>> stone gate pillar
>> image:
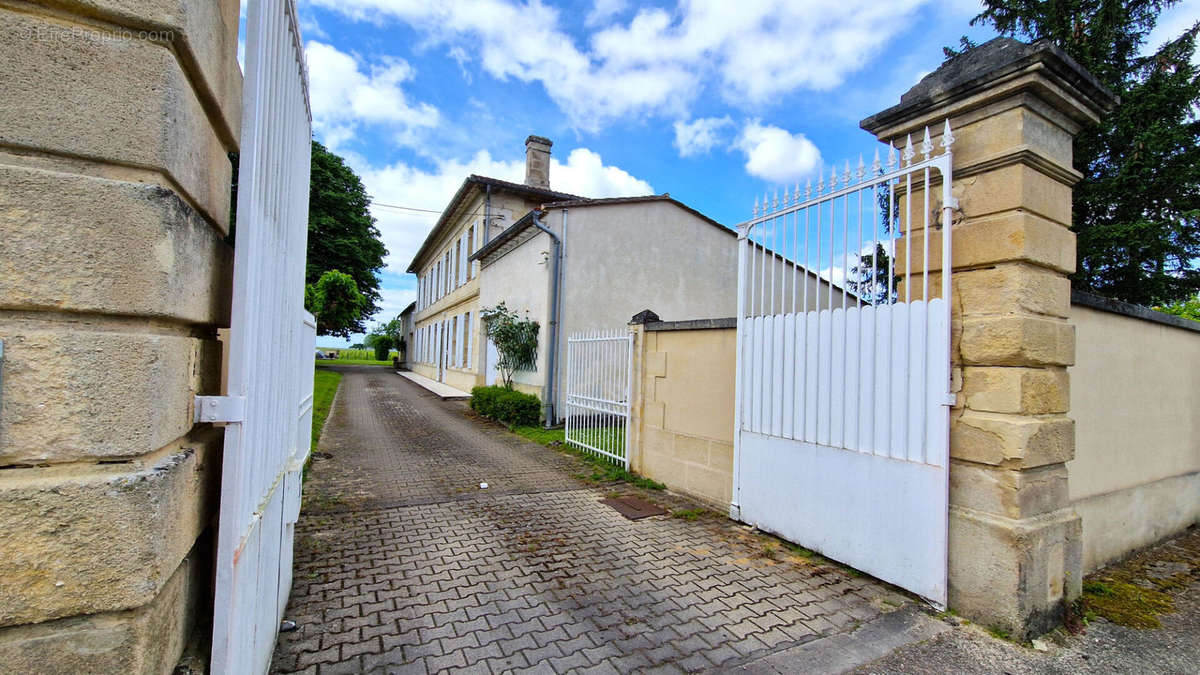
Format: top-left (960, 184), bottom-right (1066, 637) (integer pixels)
top-left (861, 39), bottom-right (1116, 637)
top-left (0, 1), bottom-right (241, 670)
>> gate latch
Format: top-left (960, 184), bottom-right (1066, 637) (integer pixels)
top-left (195, 395), bottom-right (246, 424)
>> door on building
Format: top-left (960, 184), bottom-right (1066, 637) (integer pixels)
top-left (732, 126), bottom-right (956, 606)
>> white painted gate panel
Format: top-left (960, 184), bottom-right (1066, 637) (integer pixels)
top-left (733, 125), bottom-right (955, 605)
top-left (565, 330), bottom-right (633, 468)
top-left (210, 0), bottom-right (313, 671)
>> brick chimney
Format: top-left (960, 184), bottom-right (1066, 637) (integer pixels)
top-left (524, 135), bottom-right (552, 189)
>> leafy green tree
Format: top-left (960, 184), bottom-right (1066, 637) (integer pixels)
top-left (480, 302), bottom-right (539, 389)
top-left (308, 141), bottom-right (387, 333)
top-left (364, 317), bottom-right (402, 361)
top-left (950, 1), bottom-right (1200, 305)
top-left (305, 270), bottom-right (366, 338)
top-left (1155, 293), bottom-right (1200, 320)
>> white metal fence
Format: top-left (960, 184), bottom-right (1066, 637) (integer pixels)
top-left (733, 123), bottom-right (955, 605)
top-left (564, 330), bottom-right (633, 469)
top-left (205, 0), bottom-right (314, 671)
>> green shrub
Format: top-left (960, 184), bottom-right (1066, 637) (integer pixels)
top-left (470, 385), bottom-right (540, 426)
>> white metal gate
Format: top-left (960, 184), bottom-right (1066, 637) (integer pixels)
top-left (565, 330), bottom-right (633, 468)
top-left (732, 123), bottom-right (956, 605)
top-left (202, 0), bottom-right (314, 671)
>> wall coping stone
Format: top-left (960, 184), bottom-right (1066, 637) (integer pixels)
top-left (1072, 290), bottom-right (1200, 334)
top-left (644, 317), bottom-right (737, 332)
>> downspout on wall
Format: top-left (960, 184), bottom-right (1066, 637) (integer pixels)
top-left (484, 184), bottom-right (492, 243)
top-left (531, 210), bottom-right (562, 428)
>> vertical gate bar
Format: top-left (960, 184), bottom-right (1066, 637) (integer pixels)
top-left (827, 187), bottom-right (834, 312)
top-left (921, 164), bottom-right (932, 463)
top-left (626, 332), bottom-right (633, 468)
top-left (841, 192), bottom-right (850, 447)
top-left (842, 189), bottom-right (849, 311)
top-left (923, 165), bottom-right (931, 303)
top-left (732, 226), bottom-right (747, 518)
top-left (758, 222), bottom-right (766, 317)
top-left (888, 174), bottom-right (897, 304)
top-left (587, 333), bottom-right (593, 455)
top-left (770, 209), bottom-right (777, 316)
top-left (813, 200), bottom-right (820, 427)
top-left (565, 337), bottom-right (572, 446)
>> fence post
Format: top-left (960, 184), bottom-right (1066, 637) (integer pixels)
top-left (862, 39), bottom-right (1116, 637)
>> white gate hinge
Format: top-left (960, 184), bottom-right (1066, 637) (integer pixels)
top-left (195, 395), bottom-right (246, 424)
top-left (940, 393), bottom-right (957, 407)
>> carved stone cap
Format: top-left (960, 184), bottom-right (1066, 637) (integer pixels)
top-left (861, 38), bottom-right (1118, 138)
top-left (629, 309), bottom-right (661, 325)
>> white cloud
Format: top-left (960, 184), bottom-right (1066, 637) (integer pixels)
top-left (673, 116), bottom-right (734, 157)
top-left (586, 0), bottom-right (629, 27)
top-left (305, 41), bottom-right (440, 152)
top-left (553, 148), bottom-right (654, 197)
top-left (350, 146), bottom-right (652, 275)
top-left (308, 0), bottom-right (937, 130)
top-left (736, 121), bottom-right (822, 183)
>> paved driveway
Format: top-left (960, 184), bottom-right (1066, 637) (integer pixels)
top-left (272, 366), bottom-right (912, 674)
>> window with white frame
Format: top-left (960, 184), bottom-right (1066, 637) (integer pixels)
top-left (461, 311), bottom-right (470, 367)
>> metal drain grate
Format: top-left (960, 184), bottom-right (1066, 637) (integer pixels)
top-left (600, 496), bottom-right (668, 520)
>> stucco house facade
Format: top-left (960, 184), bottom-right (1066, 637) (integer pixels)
top-left (405, 136), bottom-right (577, 393)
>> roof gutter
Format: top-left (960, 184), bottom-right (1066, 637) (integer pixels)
top-left (530, 210), bottom-right (562, 428)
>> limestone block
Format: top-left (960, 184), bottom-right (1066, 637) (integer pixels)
top-left (0, 550), bottom-right (202, 674)
top-left (672, 433), bottom-right (708, 464)
top-left (645, 351), bottom-right (667, 378)
top-left (962, 366), bottom-right (1069, 414)
top-left (0, 326), bottom-right (222, 464)
top-left (950, 460), bottom-right (1070, 519)
top-left (953, 264), bottom-right (1070, 319)
top-left (949, 505), bottom-right (1082, 639)
top-left (956, 163), bottom-right (1073, 225)
top-left (0, 165), bottom-right (232, 324)
top-left (50, 0), bottom-right (244, 141)
top-left (0, 434), bottom-right (220, 626)
top-left (960, 315), bottom-right (1075, 367)
top-left (0, 8), bottom-right (232, 231)
top-left (948, 105), bottom-right (1075, 173)
top-left (707, 440), bottom-right (735, 475)
top-left (684, 463), bottom-right (733, 509)
top-left (951, 410), bottom-right (1074, 467)
top-left (899, 211), bottom-right (1076, 276)
top-left (643, 400), bottom-right (665, 429)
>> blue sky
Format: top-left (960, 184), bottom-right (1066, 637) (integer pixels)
top-left (285, 0), bottom-right (1200, 347)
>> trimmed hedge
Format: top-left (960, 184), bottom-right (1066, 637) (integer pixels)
top-left (470, 385), bottom-right (540, 426)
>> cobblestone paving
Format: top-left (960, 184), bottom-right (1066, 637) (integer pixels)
top-left (273, 367), bottom-right (911, 674)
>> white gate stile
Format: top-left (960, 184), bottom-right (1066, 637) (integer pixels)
top-left (732, 124), bottom-right (956, 605)
top-left (206, 0), bottom-right (314, 671)
top-left (565, 330), bottom-right (633, 469)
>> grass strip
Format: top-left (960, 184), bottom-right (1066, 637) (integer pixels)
top-left (509, 425), bottom-right (665, 490)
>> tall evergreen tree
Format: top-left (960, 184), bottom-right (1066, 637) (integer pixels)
top-left (307, 141), bottom-right (387, 334)
top-left (952, 1), bottom-right (1200, 305)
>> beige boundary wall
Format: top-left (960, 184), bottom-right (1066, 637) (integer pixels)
top-left (1068, 292), bottom-right (1200, 572)
top-left (0, 1), bottom-right (241, 670)
top-left (628, 318), bottom-right (738, 510)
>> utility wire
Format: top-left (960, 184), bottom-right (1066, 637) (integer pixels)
top-left (372, 201), bottom-right (441, 214)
